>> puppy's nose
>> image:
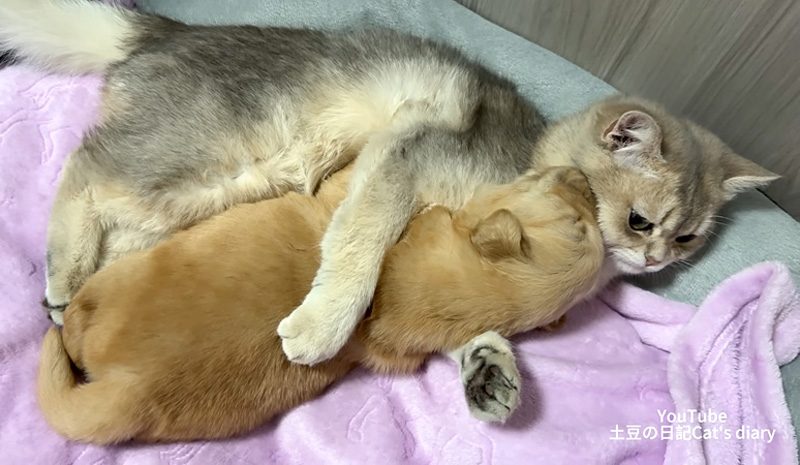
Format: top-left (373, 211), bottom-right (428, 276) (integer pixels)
top-left (645, 256), bottom-right (660, 267)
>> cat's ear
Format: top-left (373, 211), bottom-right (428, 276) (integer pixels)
top-left (471, 209), bottom-right (530, 261)
top-left (602, 110), bottom-right (663, 170)
top-left (719, 151), bottom-right (780, 200)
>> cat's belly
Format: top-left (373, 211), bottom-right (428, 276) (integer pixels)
top-left (96, 60), bottom-right (476, 236)
top-left (152, 158), bottom-right (308, 227)
top-left (95, 152), bottom-right (305, 233)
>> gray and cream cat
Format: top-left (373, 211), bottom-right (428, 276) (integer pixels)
top-left (0, 0), bottom-right (777, 421)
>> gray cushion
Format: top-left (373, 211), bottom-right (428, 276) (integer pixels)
top-left (137, 0), bottom-right (800, 439)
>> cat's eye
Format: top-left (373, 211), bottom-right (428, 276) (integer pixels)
top-left (628, 210), bottom-right (653, 232)
top-left (675, 234), bottom-right (696, 244)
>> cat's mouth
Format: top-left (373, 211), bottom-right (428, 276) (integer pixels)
top-left (609, 248), bottom-right (671, 275)
top-left (642, 261), bottom-right (670, 274)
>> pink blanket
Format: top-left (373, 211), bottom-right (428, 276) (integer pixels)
top-left (1, 66), bottom-right (799, 465)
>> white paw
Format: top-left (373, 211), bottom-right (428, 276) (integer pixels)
top-left (48, 310), bottom-right (64, 327)
top-left (277, 290), bottom-right (362, 365)
top-left (41, 295), bottom-right (66, 326)
top-left (45, 279), bottom-right (71, 309)
top-left (460, 333), bottom-right (521, 422)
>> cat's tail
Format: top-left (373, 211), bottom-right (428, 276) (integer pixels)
top-left (0, 0), bottom-right (158, 74)
top-left (37, 327), bottom-right (142, 444)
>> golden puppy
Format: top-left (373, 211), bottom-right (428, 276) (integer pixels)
top-left (38, 165), bottom-right (604, 444)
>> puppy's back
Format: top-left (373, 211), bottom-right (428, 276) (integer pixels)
top-left (45, 167), bottom-right (356, 442)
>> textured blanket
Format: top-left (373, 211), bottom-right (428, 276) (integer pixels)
top-left (2, 65), bottom-right (800, 465)
top-left (1, 40), bottom-right (799, 465)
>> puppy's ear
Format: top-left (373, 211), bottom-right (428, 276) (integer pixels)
top-left (471, 209), bottom-right (530, 261)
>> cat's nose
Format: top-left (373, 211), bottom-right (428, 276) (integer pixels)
top-left (645, 256), bottom-right (660, 267)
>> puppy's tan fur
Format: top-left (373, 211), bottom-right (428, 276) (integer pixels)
top-left (38, 166), bottom-right (603, 444)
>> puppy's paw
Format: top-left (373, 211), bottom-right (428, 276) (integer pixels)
top-left (277, 290), bottom-right (360, 365)
top-left (460, 333), bottom-right (521, 423)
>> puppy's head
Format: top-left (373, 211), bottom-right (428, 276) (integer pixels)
top-left (534, 166), bottom-right (597, 222)
top-left (466, 166), bottom-right (598, 264)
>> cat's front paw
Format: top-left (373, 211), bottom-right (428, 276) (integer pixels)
top-left (460, 333), bottom-right (521, 423)
top-left (41, 298), bottom-right (66, 327)
top-left (277, 289), bottom-right (360, 365)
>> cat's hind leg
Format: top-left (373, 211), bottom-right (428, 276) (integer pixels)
top-left (449, 331), bottom-right (521, 423)
top-left (44, 155), bottom-right (103, 313)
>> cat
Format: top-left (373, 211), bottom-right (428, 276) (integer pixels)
top-left (0, 0), bottom-right (777, 384)
top-left (38, 165), bottom-right (605, 443)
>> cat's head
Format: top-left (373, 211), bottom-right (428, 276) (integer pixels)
top-left (537, 95), bottom-right (779, 276)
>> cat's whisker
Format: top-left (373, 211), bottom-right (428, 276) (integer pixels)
top-left (675, 259), bottom-right (698, 270)
top-left (710, 214), bottom-right (733, 221)
top-left (708, 215), bottom-right (734, 226)
top-left (673, 263), bottom-right (692, 273)
top-left (707, 220), bottom-right (732, 230)
top-left (708, 216), bottom-right (733, 225)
